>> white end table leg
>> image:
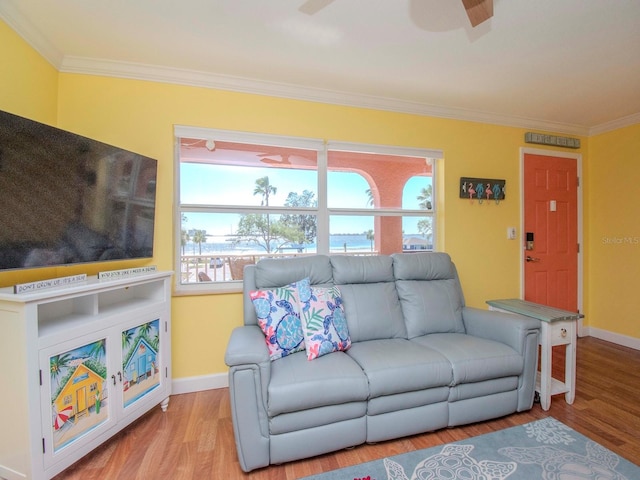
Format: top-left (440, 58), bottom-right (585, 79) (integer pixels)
top-left (161, 396), bottom-right (170, 412)
top-left (565, 322), bottom-right (577, 404)
top-left (539, 322), bottom-right (552, 411)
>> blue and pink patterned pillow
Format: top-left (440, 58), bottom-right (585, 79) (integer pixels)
top-left (249, 280), bottom-right (306, 361)
top-left (297, 278), bottom-right (351, 360)
top-left (250, 277), bottom-right (351, 361)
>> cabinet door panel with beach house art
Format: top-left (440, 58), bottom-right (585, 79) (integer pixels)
top-left (122, 319), bottom-right (161, 409)
top-left (46, 338), bottom-right (109, 454)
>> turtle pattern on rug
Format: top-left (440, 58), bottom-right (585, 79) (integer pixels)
top-left (382, 418), bottom-right (630, 480)
top-left (302, 417), bottom-right (638, 480)
top-left (383, 444), bottom-right (517, 479)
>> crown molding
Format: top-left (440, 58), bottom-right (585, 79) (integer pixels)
top-left (4, 3), bottom-right (639, 137)
top-left (0, 1), bottom-right (604, 138)
top-left (0, 2), bottom-right (63, 68)
top-left (60, 55), bottom-right (591, 136)
top-left (589, 112), bottom-right (640, 136)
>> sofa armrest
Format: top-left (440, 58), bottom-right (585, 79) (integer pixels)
top-left (224, 325), bottom-right (271, 420)
top-left (225, 325), bottom-right (271, 366)
top-left (225, 325), bottom-right (272, 472)
top-left (462, 306), bottom-right (540, 354)
top-left (463, 306), bottom-right (541, 411)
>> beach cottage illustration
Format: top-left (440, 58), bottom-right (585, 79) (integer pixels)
top-left (49, 340), bottom-right (108, 452)
top-left (122, 319), bottom-right (160, 408)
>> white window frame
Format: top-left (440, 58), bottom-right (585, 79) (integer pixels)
top-left (174, 126), bottom-right (441, 294)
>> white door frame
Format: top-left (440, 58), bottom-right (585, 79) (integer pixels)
top-left (519, 147), bottom-right (584, 336)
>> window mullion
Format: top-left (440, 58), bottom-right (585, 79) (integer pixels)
top-left (181, 204), bottom-right (318, 215)
top-left (328, 208), bottom-right (433, 216)
top-left (316, 143), bottom-right (329, 254)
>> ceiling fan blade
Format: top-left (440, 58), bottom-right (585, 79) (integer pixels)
top-left (461, 0), bottom-right (493, 27)
top-left (299, 0), bottom-right (335, 15)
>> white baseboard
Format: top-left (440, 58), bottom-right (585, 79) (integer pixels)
top-left (171, 372), bottom-right (228, 395)
top-left (583, 327), bottom-right (640, 351)
top-left (0, 464), bottom-right (26, 480)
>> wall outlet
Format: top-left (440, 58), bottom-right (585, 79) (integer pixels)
top-left (507, 227), bottom-right (517, 240)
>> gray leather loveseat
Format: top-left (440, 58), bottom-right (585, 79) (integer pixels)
top-left (225, 253), bottom-right (540, 472)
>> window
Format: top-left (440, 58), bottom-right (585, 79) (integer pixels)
top-left (327, 142), bottom-right (435, 255)
top-left (175, 127), bottom-right (440, 293)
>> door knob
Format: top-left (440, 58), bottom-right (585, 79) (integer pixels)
top-left (526, 256), bottom-right (540, 262)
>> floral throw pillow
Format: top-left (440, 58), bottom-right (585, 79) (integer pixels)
top-left (297, 278), bottom-right (351, 360)
top-left (249, 280), bottom-right (306, 361)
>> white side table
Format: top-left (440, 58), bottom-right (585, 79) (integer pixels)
top-left (486, 298), bottom-right (583, 411)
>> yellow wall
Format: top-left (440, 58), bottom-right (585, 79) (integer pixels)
top-left (0, 20), bottom-right (61, 288)
top-left (0, 20), bottom-right (58, 125)
top-left (55, 74), bottom-right (557, 376)
top-left (588, 124), bottom-right (640, 339)
top-left (1, 18), bottom-right (637, 382)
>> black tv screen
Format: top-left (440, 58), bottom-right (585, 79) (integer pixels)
top-left (0, 110), bottom-right (157, 270)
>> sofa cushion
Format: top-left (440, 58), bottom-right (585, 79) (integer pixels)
top-left (254, 254), bottom-right (333, 289)
top-left (269, 402), bottom-right (367, 435)
top-left (392, 252), bottom-right (459, 282)
top-left (298, 279), bottom-right (351, 360)
top-left (249, 280), bottom-right (306, 360)
top-left (268, 351), bottom-right (369, 417)
top-left (346, 339), bottom-right (452, 397)
top-left (412, 333), bottom-right (524, 385)
top-left (338, 283), bottom-right (407, 342)
top-left (331, 254), bottom-right (395, 284)
top-left (448, 377), bottom-right (519, 402)
top-left (331, 254), bottom-right (406, 342)
top-left (393, 253), bottom-right (466, 336)
top-left (367, 387), bottom-right (450, 416)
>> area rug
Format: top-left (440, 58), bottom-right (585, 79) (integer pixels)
top-left (300, 418), bottom-right (639, 480)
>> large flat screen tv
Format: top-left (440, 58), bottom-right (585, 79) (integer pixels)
top-left (0, 110), bottom-right (157, 271)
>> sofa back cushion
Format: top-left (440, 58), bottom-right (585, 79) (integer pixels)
top-left (392, 252), bottom-right (466, 338)
top-left (243, 255), bottom-right (333, 326)
top-left (331, 255), bottom-right (407, 342)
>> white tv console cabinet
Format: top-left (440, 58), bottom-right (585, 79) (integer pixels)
top-left (0, 270), bottom-right (172, 480)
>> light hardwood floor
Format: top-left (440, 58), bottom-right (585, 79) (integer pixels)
top-left (54, 337), bottom-right (640, 479)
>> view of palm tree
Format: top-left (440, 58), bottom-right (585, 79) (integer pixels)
top-left (365, 229), bottom-right (374, 251)
top-left (253, 176), bottom-right (277, 206)
top-left (416, 185), bottom-right (433, 241)
top-left (417, 185), bottom-right (433, 210)
top-left (254, 176), bottom-right (276, 248)
top-left (192, 229), bottom-right (207, 255)
top-left (181, 229), bottom-right (190, 255)
top-left (365, 188), bottom-right (374, 207)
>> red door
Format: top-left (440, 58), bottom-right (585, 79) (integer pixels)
top-left (524, 153), bottom-right (578, 312)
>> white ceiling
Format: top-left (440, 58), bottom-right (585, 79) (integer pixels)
top-left (2, 0), bottom-right (640, 135)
